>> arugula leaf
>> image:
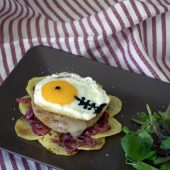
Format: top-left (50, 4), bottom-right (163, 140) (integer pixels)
top-left (128, 161), bottom-right (159, 170)
top-left (121, 105), bottom-right (170, 170)
top-left (132, 112), bottom-right (149, 125)
top-left (160, 105), bottom-right (170, 123)
top-left (138, 131), bottom-right (152, 141)
top-left (147, 153), bottom-right (158, 161)
top-left (153, 156), bottom-right (170, 164)
top-left (138, 131), bottom-right (156, 158)
top-left (160, 137), bottom-right (170, 149)
top-left (146, 105), bottom-right (159, 135)
top-left (122, 126), bottom-right (131, 134)
top-left (160, 161), bottom-right (170, 170)
top-left (121, 133), bottom-right (153, 161)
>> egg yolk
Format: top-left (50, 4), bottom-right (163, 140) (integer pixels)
top-left (42, 80), bottom-right (78, 105)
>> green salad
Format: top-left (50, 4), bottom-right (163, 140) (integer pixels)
top-left (121, 105), bottom-right (170, 170)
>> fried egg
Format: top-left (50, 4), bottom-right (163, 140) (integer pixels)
top-left (33, 72), bottom-right (110, 121)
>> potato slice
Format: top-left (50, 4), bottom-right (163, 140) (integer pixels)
top-left (26, 77), bottom-right (44, 97)
top-left (18, 95), bottom-right (31, 115)
top-left (38, 131), bottom-right (77, 156)
top-left (78, 138), bottom-right (105, 150)
top-left (15, 117), bottom-right (42, 140)
top-left (106, 96), bottom-right (122, 117)
top-left (92, 117), bottom-right (122, 139)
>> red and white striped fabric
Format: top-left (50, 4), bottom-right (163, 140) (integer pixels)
top-left (0, 0), bottom-right (170, 169)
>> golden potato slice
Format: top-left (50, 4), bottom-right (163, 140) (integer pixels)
top-left (78, 138), bottom-right (105, 150)
top-left (18, 95), bottom-right (31, 115)
top-left (106, 96), bottom-right (122, 117)
top-left (15, 117), bottom-right (42, 140)
top-left (38, 132), bottom-right (77, 156)
top-left (92, 117), bottom-right (122, 139)
top-left (26, 77), bottom-right (44, 97)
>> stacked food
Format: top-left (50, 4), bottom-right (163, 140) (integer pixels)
top-left (15, 72), bottom-right (122, 156)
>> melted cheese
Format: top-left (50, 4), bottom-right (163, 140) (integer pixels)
top-left (32, 101), bottom-right (100, 137)
top-left (53, 115), bottom-right (87, 137)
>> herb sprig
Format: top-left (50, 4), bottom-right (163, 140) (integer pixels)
top-left (121, 105), bottom-right (170, 170)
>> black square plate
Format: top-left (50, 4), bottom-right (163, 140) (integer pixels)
top-left (0, 46), bottom-right (170, 170)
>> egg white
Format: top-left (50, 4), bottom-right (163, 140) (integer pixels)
top-left (33, 72), bottom-right (110, 121)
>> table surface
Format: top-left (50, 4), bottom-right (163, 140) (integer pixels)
top-left (0, 0), bottom-right (170, 170)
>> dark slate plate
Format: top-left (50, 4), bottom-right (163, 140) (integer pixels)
top-left (0, 46), bottom-right (170, 170)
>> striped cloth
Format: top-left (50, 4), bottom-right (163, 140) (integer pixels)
top-left (0, 0), bottom-right (170, 169)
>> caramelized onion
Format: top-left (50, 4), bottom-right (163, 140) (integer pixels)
top-left (58, 112), bottom-right (110, 152)
top-left (16, 98), bottom-right (31, 103)
top-left (59, 133), bottom-right (96, 152)
top-left (32, 123), bottom-right (50, 136)
top-left (24, 108), bottom-right (50, 136)
top-left (84, 112), bottom-right (110, 137)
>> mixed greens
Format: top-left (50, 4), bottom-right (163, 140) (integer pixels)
top-left (121, 105), bottom-right (170, 170)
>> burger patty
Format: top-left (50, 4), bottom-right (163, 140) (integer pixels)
top-left (31, 100), bottom-right (102, 137)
